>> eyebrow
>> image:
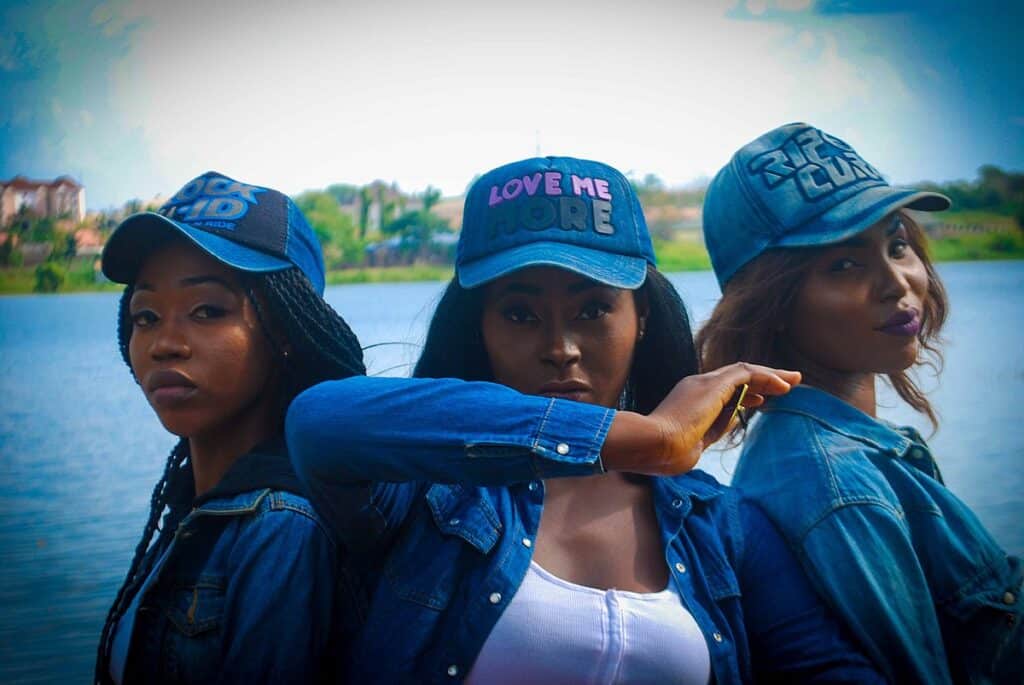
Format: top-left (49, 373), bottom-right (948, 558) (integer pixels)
top-left (498, 282), bottom-right (543, 296)
top-left (132, 274), bottom-right (236, 292)
top-left (179, 274), bottom-right (236, 290)
top-left (497, 279), bottom-right (610, 297)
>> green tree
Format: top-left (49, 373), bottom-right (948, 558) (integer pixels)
top-left (34, 262), bottom-right (65, 293)
top-left (0, 234), bottom-right (17, 266)
top-left (58, 232), bottom-right (77, 261)
top-left (358, 186), bottom-right (373, 239)
top-left (326, 183), bottom-right (359, 206)
top-left (422, 186), bottom-right (441, 213)
top-left (294, 191), bottom-right (363, 266)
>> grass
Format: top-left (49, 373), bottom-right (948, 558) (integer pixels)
top-left (3, 229), bottom-right (1023, 295)
top-left (652, 237), bottom-right (712, 272)
top-left (926, 230), bottom-right (1024, 262)
top-left (325, 264), bottom-right (453, 285)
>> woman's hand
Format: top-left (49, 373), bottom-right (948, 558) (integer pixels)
top-left (602, 363), bottom-right (800, 475)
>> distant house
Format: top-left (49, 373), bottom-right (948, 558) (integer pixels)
top-left (0, 176), bottom-right (86, 226)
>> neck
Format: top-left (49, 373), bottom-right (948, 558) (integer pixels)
top-left (188, 406), bottom-right (281, 498)
top-left (781, 345), bottom-right (877, 416)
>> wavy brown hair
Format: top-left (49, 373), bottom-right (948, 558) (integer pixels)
top-left (696, 210), bottom-right (948, 431)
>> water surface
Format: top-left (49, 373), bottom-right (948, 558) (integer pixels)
top-left (0, 262), bottom-right (1021, 683)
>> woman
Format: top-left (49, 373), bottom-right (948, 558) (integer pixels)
top-left (286, 156), bottom-right (884, 683)
top-left (697, 122), bottom-right (1023, 684)
top-left (95, 172), bottom-right (366, 684)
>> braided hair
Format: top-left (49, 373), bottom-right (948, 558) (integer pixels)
top-left (95, 266), bottom-right (364, 683)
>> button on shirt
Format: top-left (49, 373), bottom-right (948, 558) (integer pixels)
top-left (286, 376), bottom-right (884, 684)
top-left (733, 385), bottom-right (1024, 685)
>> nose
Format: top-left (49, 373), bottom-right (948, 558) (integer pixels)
top-left (540, 321), bottom-right (581, 370)
top-left (876, 255), bottom-right (912, 303)
top-left (148, 320), bottom-right (191, 361)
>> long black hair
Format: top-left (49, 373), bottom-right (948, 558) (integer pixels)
top-left (95, 266), bottom-right (365, 683)
top-left (414, 266), bottom-right (698, 414)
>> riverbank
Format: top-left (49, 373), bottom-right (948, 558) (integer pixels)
top-left (2, 230), bottom-right (1022, 294)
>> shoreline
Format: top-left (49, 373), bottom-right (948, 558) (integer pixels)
top-left (2, 253), bottom-right (1023, 296)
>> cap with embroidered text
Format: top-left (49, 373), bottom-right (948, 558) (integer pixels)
top-left (702, 122), bottom-right (950, 288)
top-left (102, 171), bottom-right (326, 294)
top-left (457, 156), bottom-right (657, 290)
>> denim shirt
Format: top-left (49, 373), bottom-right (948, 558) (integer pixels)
top-left (105, 441), bottom-right (352, 685)
top-left (286, 376), bottom-right (883, 684)
top-left (733, 385), bottom-right (1023, 685)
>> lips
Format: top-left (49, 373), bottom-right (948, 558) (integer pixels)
top-left (536, 380), bottom-right (591, 401)
top-left (145, 369), bottom-right (198, 406)
top-left (877, 308), bottom-right (921, 337)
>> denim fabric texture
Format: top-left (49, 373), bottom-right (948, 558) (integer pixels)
top-left (286, 376), bottom-right (884, 684)
top-left (733, 385), bottom-right (1023, 684)
top-left (102, 171), bottom-right (327, 293)
top-left (456, 157), bottom-right (657, 289)
top-left (701, 122), bottom-right (950, 288)
top-left (109, 446), bottom-right (352, 684)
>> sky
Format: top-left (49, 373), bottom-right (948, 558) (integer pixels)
top-left (1, 0), bottom-right (1022, 209)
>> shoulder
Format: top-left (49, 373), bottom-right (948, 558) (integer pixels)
top-left (734, 411), bottom-right (903, 542)
top-left (207, 488), bottom-right (337, 550)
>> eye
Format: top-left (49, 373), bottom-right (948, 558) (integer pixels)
top-left (502, 304), bottom-right (538, 323)
top-left (130, 310), bottom-right (157, 328)
top-left (578, 301), bottom-right (612, 320)
top-left (828, 257), bottom-right (859, 272)
top-left (890, 238), bottom-right (910, 258)
top-left (192, 304), bottom-right (226, 320)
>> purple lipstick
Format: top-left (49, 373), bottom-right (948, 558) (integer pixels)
top-left (877, 308), bottom-right (921, 336)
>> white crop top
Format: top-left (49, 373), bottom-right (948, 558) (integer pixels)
top-left (466, 561), bottom-right (711, 684)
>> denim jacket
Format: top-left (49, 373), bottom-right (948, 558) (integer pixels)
top-left (732, 385), bottom-right (1023, 685)
top-left (286, 376), bottom-right (883, 684)
top-left (104, 439), bottom-right (355, 685)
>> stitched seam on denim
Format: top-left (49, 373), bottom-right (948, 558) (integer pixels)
top-left (429, 487), bottom-right (501, 553)
top-left (531, 398), bottom-right (557, 452)
top-left (765, 405), bottom-right (907, 455)
top-left (805, 419), bottom-right (843, 499)
top-left (270, 495), bottom-right (316, 518)
top-left (595, 407), bottom-right (614, 472)
top-left (273, 503), bottom-right (336, 540)
top-left (190, 489), bottom-right (272, 517)
top-left (938, 559), bottom-right (1012, 607)
top-left (797, 500), bottom-right (906, 546)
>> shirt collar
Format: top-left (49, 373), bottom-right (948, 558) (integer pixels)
top-left (762, 385), bottom-right (916, 457)
top-left (662, 469), bottom-right (727, 501)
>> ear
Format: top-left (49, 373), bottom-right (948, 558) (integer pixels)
top-left (633, 289), bottom-right (650, 340)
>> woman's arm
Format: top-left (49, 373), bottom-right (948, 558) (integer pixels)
top-left (286, 364), bottom-right (801, 486)
top-left (737, 500), bottom-right (888, 684)
top-left (286, 375), bottom-right (614, 486)
top-left (793, 503), bottom-right (954, 685)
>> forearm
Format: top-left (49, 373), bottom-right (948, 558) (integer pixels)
top-left (286, 375), bottom-right (613, 486)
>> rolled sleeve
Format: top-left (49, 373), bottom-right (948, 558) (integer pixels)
top-left (287, 375), bottom-right (614, 487)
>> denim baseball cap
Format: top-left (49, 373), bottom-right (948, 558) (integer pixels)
top-left (703, 122), bottom-right (950, 289)
top-left (457, 156), bottom-right (656, 289)
top-left (102, 171), bottom-right (326, 294)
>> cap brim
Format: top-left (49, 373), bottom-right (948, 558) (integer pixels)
top-left (776, 186), bottom-right (950, 250)
top-left (101, 212), bottom-right (292, 284)
top-left (458, 241), bottom-right (649, 289)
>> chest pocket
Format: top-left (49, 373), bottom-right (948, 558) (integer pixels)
top-left (936, 557), bottom-right (1023, 682)
top-left (144, 572), bottom-right (226, 684)
top-left (161, 574), bottom-right (226, 636)
top-left (383, 484), bottom-right (502, 611)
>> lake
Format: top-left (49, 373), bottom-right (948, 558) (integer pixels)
top-left (1, 261), bottom-right (1022, 683)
